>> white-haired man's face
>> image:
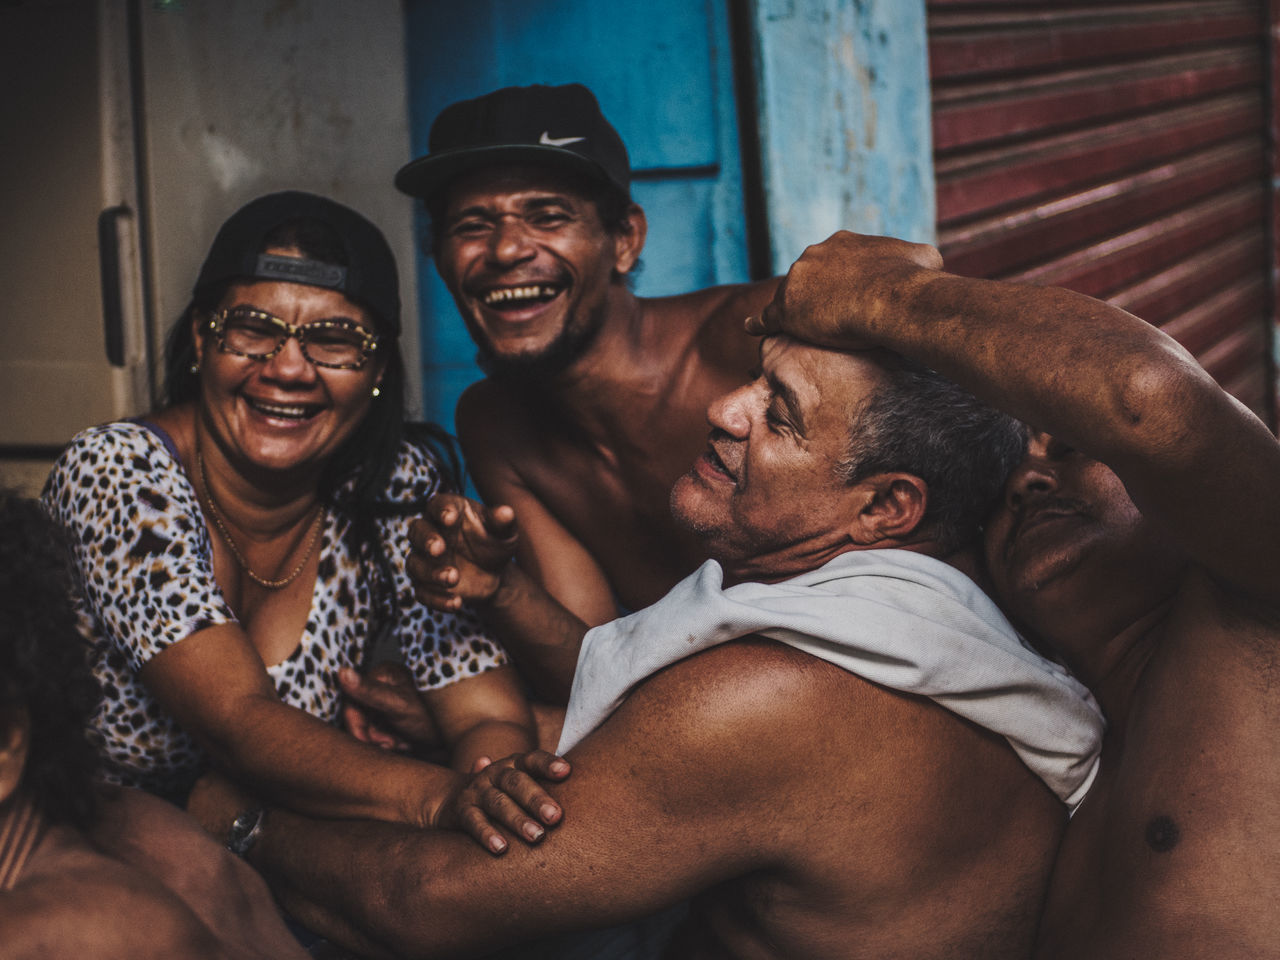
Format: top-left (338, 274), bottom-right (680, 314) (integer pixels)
top-left (670, 336), bottom-right (887, 582)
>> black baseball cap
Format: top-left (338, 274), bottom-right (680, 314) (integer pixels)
top-left (394, 84), bottom-right (630, 205)
top-left (194, 191), bottom-right (401, 334)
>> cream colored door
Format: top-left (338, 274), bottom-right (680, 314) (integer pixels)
top-left (0, 0), bottom-right (149, 484)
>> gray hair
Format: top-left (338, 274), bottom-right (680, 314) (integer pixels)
top-left (838, 355), bottom-right (1026, 553)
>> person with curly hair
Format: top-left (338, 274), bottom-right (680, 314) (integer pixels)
top-left (0, 493), bottom-right (310, 959)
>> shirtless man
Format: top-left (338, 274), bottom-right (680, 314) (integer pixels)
top-left (216, 336), bottom-right (1100, 959)
top-left (392, 83), bottom-right (776, 701)
top-left (750, 231), bottom-right (1280, 958)
top-left (0, 496), bottom-right (307, 960)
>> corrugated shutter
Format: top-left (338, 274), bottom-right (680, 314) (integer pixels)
top-left (928, 1), bottom-right (1275, 422)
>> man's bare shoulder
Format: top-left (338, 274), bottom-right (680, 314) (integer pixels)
top-left (643, 279), bottom-right (780, 356)
top-left (576, 636), bottom-right (1062, 958)
top-left (598, 635), bottom-right (1043, 811)
top-left (643, 278), bottom-right (780, 323)
top-left (0, 844), bottom-right (229, 960)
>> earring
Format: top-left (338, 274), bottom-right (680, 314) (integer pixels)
top-left (189, 361), bottom-right (200, 374)
top-left (371, 386), bottom-right (381, 399)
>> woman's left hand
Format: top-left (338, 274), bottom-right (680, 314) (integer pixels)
top-left (435, 750), bottom-right (571, 856)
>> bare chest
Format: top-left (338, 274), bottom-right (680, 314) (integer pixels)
top-left (1036, 606), bottom-right (1280, 958)
top-left (520, 426), bottom-right (711, 610)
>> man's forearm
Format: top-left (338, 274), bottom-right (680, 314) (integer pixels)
top-left (876, 268), bottom-right (1215, 463)
top-left (250, 810), bottom-right (419, 958)
top-left (764, 232), bottom-right (1220, 465)
top-left (481, 563), bottom-right (589, 704)
top-left (212, 695), bottom-right (462, 828)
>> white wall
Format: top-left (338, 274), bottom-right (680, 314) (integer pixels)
top-left (138, 0), bottom-right (422, 410)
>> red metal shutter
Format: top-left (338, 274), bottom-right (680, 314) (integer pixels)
top-left (928, 1), bottom-right (1276, 423)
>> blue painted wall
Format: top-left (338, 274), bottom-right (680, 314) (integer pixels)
top-left (750, 0), bottom-right (934, 269)
top-left (402, 0), bottom-right (935, 424)
top-left (403, 0), bottom-right (749, 430)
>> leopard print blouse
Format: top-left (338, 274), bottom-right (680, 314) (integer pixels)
top-left (43, 421), bottom-right (507, 800)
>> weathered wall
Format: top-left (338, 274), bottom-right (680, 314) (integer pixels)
top-left (750, 0), bottom-right (935, 270)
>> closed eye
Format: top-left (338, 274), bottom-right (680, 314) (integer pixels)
top-left (765, 402), bottom-right (793, 435)
top-left (528, 211), bottom-right (572, 229)
top-left (448, 218), bottom-right (493, 238)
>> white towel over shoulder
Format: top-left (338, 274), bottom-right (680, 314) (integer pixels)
top-left (558, 549), bottom-right (1103, 811)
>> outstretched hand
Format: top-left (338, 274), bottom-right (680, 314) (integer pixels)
top-left (436, 750), bottom-right (571, 856)
top-left (407, 494), bottom-right (519, 612)
top-left (339, 661), bottom-right (441, 754)
top-left (746, 231), bottom-right (944, 347)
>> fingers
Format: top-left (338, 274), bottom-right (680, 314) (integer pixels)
top-left (456, 804), bottom-right (513, 856)
top-left (340, 700), bottom-right (373, 742)
top-left (426, 494), bottom-right (518, 544)
top-left (749, 301), bottom-right (783, 337)
top-left (408, 518), bottom-right (452, 564)
top-left (428, 492), bottom-right (471, 532)
top-left (451, 752), bottom-right (571, 856)
top-left (339, 666), bottom-right (420, 715)
top-left (407, 550), bottom-right (460, 587)
top-left (749, 272), bottom-right (788, 338)
top-left (366, 661), bottom-right (417, 687)
top-left (455, 773), bottom-right (556, 856)
top-left (489, 765), bottom-right (563, 828)
top-left (407, 515), bottom-right (435, 554)
top-left (406, 557), bottom-right (466, 611)
top-left (910, 238), bottom-right (945, 271)
top-left (483, 503), bottom-right (519, 542)
top-left (347, 713), bottom-right (409, 751)
top-left (337, 666), bottom-right (385, 709)
top-left (457, 775), bottom-right (555, 851)
top-left (516, 749), bottom-right (572, 783)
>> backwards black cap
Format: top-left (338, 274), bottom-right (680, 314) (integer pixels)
top-left (194, 190), bottom-right (400, 335)
top-left (394, 84), bottom-right (630, 205)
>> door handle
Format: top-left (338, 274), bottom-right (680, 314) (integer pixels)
top-left (97, 205), bottom-right (130, 367)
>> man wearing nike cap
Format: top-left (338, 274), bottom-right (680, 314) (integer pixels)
top-left (387, 83), bottom-right (779, 708)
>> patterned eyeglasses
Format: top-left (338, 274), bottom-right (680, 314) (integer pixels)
top-left (208, 307), bottom-right (380, 370)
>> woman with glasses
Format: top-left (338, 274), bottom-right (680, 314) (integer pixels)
top-left (43, 192), bottom-right (562, 855)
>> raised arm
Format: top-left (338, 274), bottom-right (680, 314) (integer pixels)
top-left (407, 492), bottom-right (591, 705)
top-left (751, 231), bottom-right (1280, 604)
top-left (408, 382), bottom-right (622, 703)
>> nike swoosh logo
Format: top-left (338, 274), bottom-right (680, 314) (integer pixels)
top-left (539, 131), bottom-right (586, 147)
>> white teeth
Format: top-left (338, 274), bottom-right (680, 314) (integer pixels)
top-left (250, 399), bottom-right (310, 419)
top-left (482, 284), bottom-right (559, 305)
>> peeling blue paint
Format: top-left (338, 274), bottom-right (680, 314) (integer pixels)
top-left (750, 0), bottom-right (934, 270)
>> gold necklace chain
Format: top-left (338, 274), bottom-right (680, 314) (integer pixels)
top-left (194, 438), bottom-right (325, 590)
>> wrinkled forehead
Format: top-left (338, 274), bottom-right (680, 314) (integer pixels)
top-left (759, 335), bottom-right (890, 405)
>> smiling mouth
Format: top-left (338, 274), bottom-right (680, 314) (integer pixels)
top-left (701, 443), bottom-right (737, 483)
top-left (246, 397), bottom-right (322, 421)
top-left (480, 284), bottom-right (564, 310)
